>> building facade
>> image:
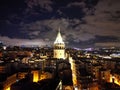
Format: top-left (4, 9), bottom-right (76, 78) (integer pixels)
top-left (53, 29), bottom-right (65, 59)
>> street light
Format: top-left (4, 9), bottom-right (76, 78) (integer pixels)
top-left (3, 46), bottom-right (6, 50)
top-left (74, 85), bottom-right (78, 90)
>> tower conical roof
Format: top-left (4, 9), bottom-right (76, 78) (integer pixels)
top-left (54, 28), bottom-right (64, 44)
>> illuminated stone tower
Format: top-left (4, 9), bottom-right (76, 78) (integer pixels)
top-left (54, 28), bottom-right (65, 59)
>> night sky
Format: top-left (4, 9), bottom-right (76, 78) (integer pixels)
top-left (0, 0), bottom-right (120, 48)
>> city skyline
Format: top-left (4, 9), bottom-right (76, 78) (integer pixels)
top-left (0, 0), bottom-right (120, 48)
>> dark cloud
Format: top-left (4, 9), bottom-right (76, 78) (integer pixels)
top-left (26, 0), bottom-right (53, 12)
top-left (94, 36), bottom-right (119, 42)
top-left (0, 0), bottom-right (120, 48)
top-left (0, 0), bottom-right (26, 20)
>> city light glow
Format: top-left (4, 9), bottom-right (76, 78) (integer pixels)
top-left (110, 75), bottom-right (120, 86)
top-left (69, 57), bottom-right (78, 86)
top-left (6, 87), bottom-right (10, 90)
top-left (32, 71), bottom-right (39, 82)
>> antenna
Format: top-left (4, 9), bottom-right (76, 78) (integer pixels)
top-left (58, 27), bottom-right (60, 32)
